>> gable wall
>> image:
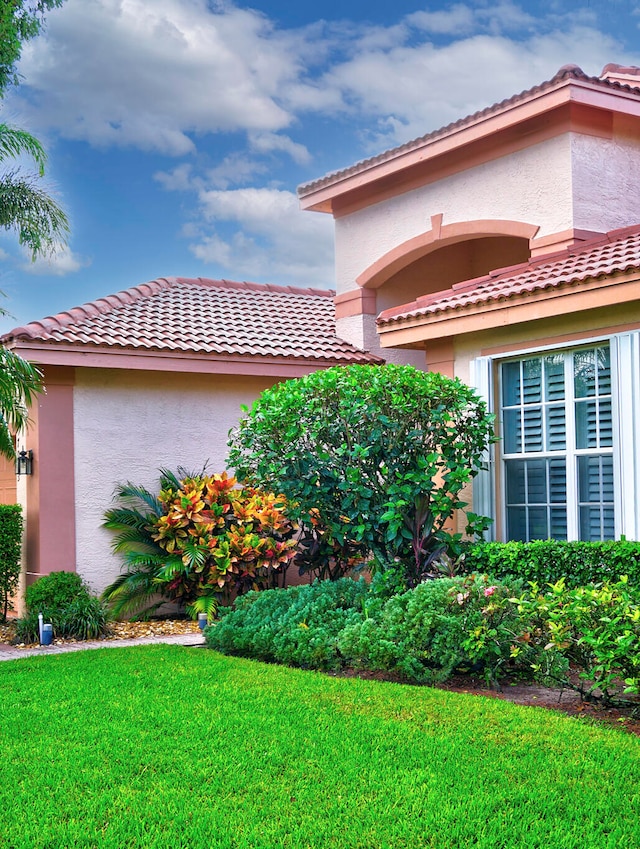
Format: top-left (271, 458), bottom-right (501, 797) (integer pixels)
top-left (333, 133), bottom-right (573, 297)
top-left (572, 133), bottom-right (640, 232)
top-left (72, 368), bottom-right (280, 595)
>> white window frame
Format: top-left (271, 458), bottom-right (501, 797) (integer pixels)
top-left (471, 330), bottom-right (640, 543)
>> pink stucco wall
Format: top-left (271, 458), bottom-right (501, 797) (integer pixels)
top-left (333, 134), bottom-right (573, 302)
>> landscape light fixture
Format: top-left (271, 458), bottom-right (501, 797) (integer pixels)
top-left (16, 449), bottom-right (33, 476)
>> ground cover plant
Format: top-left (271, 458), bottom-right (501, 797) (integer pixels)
top-left (228, 363), bottom-right (495, 584)
top-left (0, 645), bottom-right (638, 849)
top-left (102, 469), bottom-right (297, 620)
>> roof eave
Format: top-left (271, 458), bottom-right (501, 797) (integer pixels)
top-left (3, 340), bottom-right (383, 375)
top-left (299, 75), bottom-right (640, 215)
top-left (376, 269), bottom-right (640, 347)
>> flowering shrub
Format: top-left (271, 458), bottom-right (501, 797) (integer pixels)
top-left (103, 470), bottom-right (297, 619)
top-left (339, 574), bottom-right (533, 684)
top-left (511, 577), bottom-right (640, 705)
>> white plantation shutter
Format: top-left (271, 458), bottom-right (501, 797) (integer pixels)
top-left (469, 356), bottom-right (495, 540)
top-left (611, 332), bottom-right (640, 539)
top-left (500, 343), bottom-right (616, 542)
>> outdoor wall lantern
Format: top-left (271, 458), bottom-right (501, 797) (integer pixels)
top-left (16, 449), bottom-right (33, 476)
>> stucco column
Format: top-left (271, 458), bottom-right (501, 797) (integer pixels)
top-left (23, 366), bottom-right (76, 584)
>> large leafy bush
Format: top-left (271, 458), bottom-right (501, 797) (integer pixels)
top-left (228, 363), bottom-right (495, 585)
top-left (103, 469), bottom-right (297, 619)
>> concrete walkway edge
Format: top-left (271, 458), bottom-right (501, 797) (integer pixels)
top-left (0, 632), bottom-right (205, 662)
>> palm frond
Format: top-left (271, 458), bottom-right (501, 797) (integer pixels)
top-left (0, 124), bottom-right (47, 174)
top-left (110, 482), bottom-right (162, 515)
top-left (112, 539), bottom-right (164, 557)
top-left (0, 348), bottom-right (42, 460)
top-left (0, 171), bottom-right (69, 259)
top-left (186, 594), bottom-right (219, 622)
top-left (101, 570), bottom-right (164, 620)
top-left (103, 506), bottom-right (156, 531)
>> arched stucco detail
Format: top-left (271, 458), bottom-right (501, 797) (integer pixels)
top-left (356, 219), bottom-right (540, 290)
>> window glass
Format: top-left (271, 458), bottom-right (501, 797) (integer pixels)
top-left (501, 345), bottom-right (613, 542)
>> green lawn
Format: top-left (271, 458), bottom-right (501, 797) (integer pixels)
top-left (0, 645), bottom-right (638, 849)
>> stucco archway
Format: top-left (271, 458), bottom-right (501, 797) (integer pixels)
top-left (356, 218), bottom-right (540, 291)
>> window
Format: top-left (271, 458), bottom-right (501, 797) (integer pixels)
top-left (500, 345), bottom-right (614, 541)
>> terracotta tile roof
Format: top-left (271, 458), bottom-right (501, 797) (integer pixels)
top-left (3, 277), bottom-right (382, 364)
top-left (298, 64), bottom-right (640, 197)
top-left (377, 225), bottom-right (640, 326)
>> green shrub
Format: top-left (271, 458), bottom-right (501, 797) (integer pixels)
top-left (0, 504), bottom-right (22, 621)
top-left (207, 571), bottom-right (640, 705)
top-left (16, 571), bottom-right (108, 643)
top-left (60, 595), bottom-right (108, 640)
top-left (228, 363), bottom-right (495, 584)
top-left (512, 577), bottom-right (640, 705)
top-left (207, 574), bottom-right (537, 684)
top-left (463, 540), bottom-right (640, 587)
top-left (339, 575), bottom-right (536, 684)
top-left (25, 570), bottom-right (84, 617)
top-left (13, 611), bottom-right (41, 644)
top-left (206, 578), bottom-right (369, 670)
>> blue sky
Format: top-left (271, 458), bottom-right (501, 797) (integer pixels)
top-left (1, 0), bottom-right (639, 332)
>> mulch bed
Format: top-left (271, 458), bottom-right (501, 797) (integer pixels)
top-left (0, 618), bottom-right (200, 648)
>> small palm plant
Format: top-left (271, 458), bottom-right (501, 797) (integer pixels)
top-left (102, 469), bottom-right (183, 620)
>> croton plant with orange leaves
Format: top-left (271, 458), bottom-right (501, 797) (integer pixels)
top-left (102, 469), bottom-right (297, 621)
top-left (153, 472), bottom-right (296, 598)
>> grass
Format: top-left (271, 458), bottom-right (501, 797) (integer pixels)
top-left (0, 645), bottom-right (638, 849)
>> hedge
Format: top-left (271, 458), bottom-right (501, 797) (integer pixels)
top-left (0, 504), bottom-right (22, 621)
top-left (463, 540), bottom-right (640, 587)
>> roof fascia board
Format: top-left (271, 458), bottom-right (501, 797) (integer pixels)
top-left (3, 343), bottom-right (366, 377)
top-left (377, 271), bottom-right (640, 346)
top-left (300, 78), bottom-right (640, 214)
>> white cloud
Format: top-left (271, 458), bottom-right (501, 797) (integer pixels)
top-left (188, 187), bottom-right (335, 286)
top-left (15, 0), bottom-right (313, 155)
top-left (22, 247), bottom-right (91, 277)
top-left (407, 4), bottom-right (477, 36)
top-left (153, 163), bottom-right (196, 192)
top-left (248, 132), bottom-right (311, 164)
top-left (12, 0), bottom-right (633, 160)
top-left (318, 15), bottom-right (631, 150)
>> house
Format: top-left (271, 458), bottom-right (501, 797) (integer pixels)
top-left (4, 62), bottom-right (640, 604)
top-left (298, 63), bottom-right (640, 544)
top-left (0, 277), bottom-right (379, 600)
